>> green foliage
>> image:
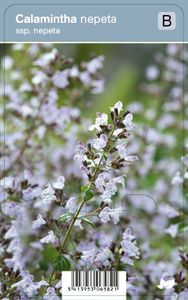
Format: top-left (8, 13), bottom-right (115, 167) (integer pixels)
top-left (81, 185), bottom-right (94, 201)
top-left (58, 212), bottom-right (73, 224)
top-left (54, 255), bottom-right (71, 271)
top-left (81, 217), bottom-right (95, 229)
top-left (43, 246), bottom-right (58, 263)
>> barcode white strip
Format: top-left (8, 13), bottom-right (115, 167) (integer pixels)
top-left (71, 270), bottom-right (119, 289)
top-left (62, 271), bottom-right (126, 298)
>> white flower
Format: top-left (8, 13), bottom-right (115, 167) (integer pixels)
top-left (79, 71), bottom-right (91, 85)
top-left (99, 207), bottom-right (111, 223)
top-left (52, 176), bottom-right (65, 190)
top-left (1, 56), bottom-right (13, 70)
top-left (172, 171), bottom-right (183, 185)
top-left (157, 277), bottom-right (175, 290)
top-left (74, 143), bottom-right (87, 162)
top-left (11, 270), bottom-right (38, 297)
top-left (146, 65), bottom-right (159, 80)
top-left (41, 184), bottom-right (56, 204)
top-left (93, 134), bottom-right (108, 150)
top-left (81, 248), bottom-right (96, 267)
top-left (109, 207), bottom-right (122, 224)
top-left (113, 128), bottom-right (123, 137)
top-left (91, 78), bottom-right (104, 94)
top-left (120, 228), bottom-right (140, 265)
top-left (89, 113), bottom-right (108, 131)
top-left (70, 66), bottom-right (79, 77)
top-left (32, 214), bottom-right (46, 229)
top-left (165, 224), bottom-right (178, 238)
top-left (32, 71), bottom-right (47, 85)
top-left (99, 207), bottom-right (122, 224)
top-left (0, 176), bottom-right (15, 189)
top-left (116, 143), bottom-right (127, 158)
top-left (34, 48), bottom-right (57, 68)
top-left (65, 197), bottom-right (77, 214)
top-left (95, 172), bottom-right (124, 201)
top-left (122, 113), bottom-right (134, 131)
top-left (116, 142), bottom-right (139, 162)
top-left (110, 101), bottom-right (123, 114)
top-left (40, 231), bottom-right (58, 245)
top-left (95, 248), bottom-right (115, 268)
top-left (86, 55), bottom-right (104, 74)
top-left (44, 287), bottom-right (60, 300)
top-left (5, 223), bottom-right (18, 240)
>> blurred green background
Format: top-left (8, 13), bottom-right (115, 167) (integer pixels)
top-left (1, 43), bottom-right (165, 117)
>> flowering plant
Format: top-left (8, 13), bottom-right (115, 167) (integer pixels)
top-left (0, 44), bottom-right (187, 299)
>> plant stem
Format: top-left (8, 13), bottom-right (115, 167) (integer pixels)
top-left (60, 198), bottom-right (85, 252)
top-left (60, 126), bottom-right (115, 252)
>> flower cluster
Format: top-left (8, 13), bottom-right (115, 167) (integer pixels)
top-left (0, 43), bottom-right (187, 299)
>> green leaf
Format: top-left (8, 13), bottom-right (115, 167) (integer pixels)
top-left (81, 185), bottom-right (94, 202)
top-left (54, 255), bottom-right (71, 271)
top-left (81, 185), bottom-right (89, 193)
top-left (178, 222), bottom-right (188, 233)
top-left (84, 190), bottom-right (94, 201)
top-left (81, 217), bottom-right (95, 229)
top-left (43, 246), bottom-right (58, 263)
top-left (58, 212), bottom-right (72, 224)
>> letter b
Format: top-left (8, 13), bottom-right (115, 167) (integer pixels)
top-left (163, 15), bottom-right (172, 27)
top-left (158, 12), bottom-right (176, 30)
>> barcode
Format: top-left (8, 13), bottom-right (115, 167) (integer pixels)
top-left (71, 270), bottom-right (119, 289)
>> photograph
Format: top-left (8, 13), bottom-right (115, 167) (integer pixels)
top-left (0, 43), bottom-right (187, 299)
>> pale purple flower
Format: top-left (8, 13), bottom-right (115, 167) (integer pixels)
top-left (74, 142), bottom-right (87, 162)
top-left (22, 187), bottom-right (38, 202)
top-left (146, 65), bottom-right (159, 80)
top-left (91, 79), bottom-right (104, 94)
top-left (95, 247), bottom-right (115, 268)
top-left (98, 207), bottom-right (111, 223)
top-left (52, 70), bottom-right (69, 89)
top-left (116, 142), bottom-right (127, 158)
top-left (40, 230), bottom-right (58, 245)
top-left (79, 71), bottom-right (91, 85)
top-left (20, 81), bottom-right (32, 92)
top-left (0, 176), bottom-right (15, 189)
top-left (93, 134), bottom-right (108, 150)
top-left (158, 204), bottom-right (179, 218)
top-left (81, 248), bottom-right (96, 267)
top-left (179, 289), bottom-right (188, 300)
top-left (86, 55), bottom-right (104, 74)
top-left (1, 56), bottom-right (13, 69)
top-left (41, 184), bottom-right (56, 204)
top-left (182, 155), bottom-right (188, 167)
top-left (34, 48), bottom-right (57, 68)
top-left (32, 70), bottom-right (47, 85)
top-left (43, 287), bottom-right (60, 300)
top-left (5, 223), bottom-right (18, 240)
top-left (99, 207), bottom-right (122, 224)
top-left (95, 172), bottom-right (124, 201)
top-left (122, 113), bottom-right (134, 131)
top-left (65, 197), bottom-right (77, 214)
top-left (171, 171), bottom-right (183, 186)
top-left (11, 270), bottom-right (38, 297)
top-left (120, 228), bottom-right (140, 265)
top-left (32, 214), bottom-right (46, 229)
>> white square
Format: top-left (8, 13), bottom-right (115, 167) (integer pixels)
top-left (158, 12), bottom-right (176, 30)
